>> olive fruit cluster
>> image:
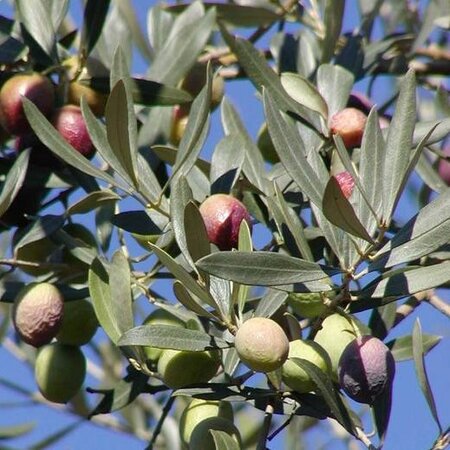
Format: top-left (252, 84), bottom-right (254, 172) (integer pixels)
top-left (12, 283), bottom-right (97, 403)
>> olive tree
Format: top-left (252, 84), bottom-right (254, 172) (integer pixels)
top-left (0, 0), bottom-right (449, 449)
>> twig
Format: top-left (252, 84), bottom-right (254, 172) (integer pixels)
top-left (146, 395), bottom-right (177, 450)
top-left (256, 403), bottom-right (274, 450)
top-left (425, 293), bottom-right (450, 319)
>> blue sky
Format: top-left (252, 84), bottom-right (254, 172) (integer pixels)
top-left (0, 1), bottom-right (449, 449)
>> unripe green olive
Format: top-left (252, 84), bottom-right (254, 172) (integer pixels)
top-left (314, 313), bottom-right (365, 379)
top-left (142, 309), bottom-right (186, 362)
top-left (281, 339), bottom-right (331, 393)
top-left (12, 283), bottom-right (64, 347)
top-left (234, 317), bottom-right (289, 373)
top-left (157, 349), bottom-right (221, 389)
top-left (34, 343), bottom-right (86, 403)
top-left (56, 299), bottom-right (98, 346)
top-left (287, 292), bottom-right (328, 319)
top-left (189, 416), bottom-right (242, 450)
top-left (179, 398), bottom-right (234, 448)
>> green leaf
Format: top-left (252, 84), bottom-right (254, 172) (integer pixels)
top-left (271, 182), bottom-right (314, 261)
top-left (321, 0), bottom-right (345, 63)
top-left (170, 176), bottom-right (196, 270)
top-left (89, 368), bottom-right (149, 416)
top-left (361, 262), bottom-right (450, 298)
top-left (254, 289), bottom-right (289, 319)
top-left (0, 148), bottom-right (29, 217)
top-left (211, 429), bottom-right (241, 450)
top-left (358, 108), bottom-right (386, 229)
top-left (221, 98), bottom-right (269, 195)
top-left (220, 24), bottom-right (321, 130)
top-left (290, 358), bottom-right (356, 436)
top-left (118, 325), bottom-right (229, 351)
top-left (263, 90), bottom-right (324, 207)
top-left (109, 250), bottom-right (134, 332)
top-left (236, 220), bottom-right (253, 314)
top-left (210, 134), bottom-right (245, 194)
top-left (148, 4), bottom-right (216, 86)
top-left (387, 334), bottom-right (441, 362)
top-left (316, 64), bottom-right (354, 117)
top-left (412, 118), bottom-right (450, 147)
top-left (322, 176), bottom-right (374, 243)
top-left (0, 422), bottom-right (35, 439)
top-left (23, 98), bottom-right (126, 192)
top-left (196, 251), bottom-right (339, 286)
top-left (280, 72), bottom-right (328, 119)
top-left (412, 319), bottom-right (442, 432)
top-left (89, 258), bottom-right (121, 344)
top-left (16, 0), bottom-right (57, 59)
top-left (371, 383), bottom-right (393, 445)
top-left (80, 96), bottom-right (134, 188)
top-left (173, 281), bottom-right (216, 319)
top-left (171, 66), bottom-right (211, 184)
top-left (164, 3), bottom-right (278, 28)
top-left (369, 188), bottom-right (450, 270)
top-left (14, 215), bottom-right (64, 250)
top-left (105, 79), bottom-right (139, 187)
top-left (79, 0), bottom-right (110, 56)
top-left (151, 145), bottom-right (211, 175)
top-left (66, 190), bottom-right (120, 216)
top-left (149, 243), bottom-right (218, 309)
top-left (381, 69), bottom-right (416, 224)
top-left (111, 210), bottom-right (162, 236)
top-left (184, 201), bottom-right (210, 263)
top-left (136, 151), bottom-right (166, 206)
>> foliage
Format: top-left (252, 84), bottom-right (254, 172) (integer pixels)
top-left (0, 0), bottom-right (449, 449)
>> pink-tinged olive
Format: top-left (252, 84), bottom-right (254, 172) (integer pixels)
top-left (35, 343), bottom-right (86, 403)
top-left (0, 73), bottom-right (55, 135)
top-left (338, 335), bottom-right (395, 404)
top-left (234, 317), bottom-right (289, 373)
top-left (329, 107), bottom-right (367, 149)
top-left (334, 171), bottom-right (355, 199)
top-left (438, 146), bottom-right (450, 185)
top-left (51, 105), bottom-right (95, 158)
top-left (12, 283), bottom-right (64, 347)
top-left (199, 194), bottom-right (252, 250)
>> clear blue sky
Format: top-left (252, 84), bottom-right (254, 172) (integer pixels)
top-left (0, 1), bottom-right (449, 449)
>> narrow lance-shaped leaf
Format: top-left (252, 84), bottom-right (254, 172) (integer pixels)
top-left (173, 281), bottom-right (217, 319)
top-left (197, 251), bottom-right (340, 286)
top-left (263, 89), bottom-right (324, 207)
top-left (118, 325), bottom-right (230, 351)
top-left (382, 69), bottom-right (416, 224)
top-left (80, 96), bottom-right (134, 188)
top-left (221, 98), bottom-right (269, 195)
top-left (147, 6), bottom-right (216, 86)
top-left (0, 148), bottom-right (29, 217)
top-left (148, 243), bottom-right (218, 309)
top-left (89, 258), bottom-right (121, 344)
top-left (184, 201), bottom-right (210, 263)
top-left (290, 358), bottom-right (357, 436)
top-left (211, 430), bottom-right (241, 450)
top-left (23, 98), bottom-right (128, 192)
top-left (369, 188), bottom-right (450, 270)
top-left (321, 0), bottom-right (345, 63)
top-left (220, 23), bottom-right (321, 131)
top-left (412, 319), bottom-right (443, 433)
top-left (105, 79), bottom-right (139, 187)
top-left (322, 176), bottom-right (374, 243)
top-left (66, 190), bottom-right (120, 216)
top-left (236, 220), bottom-right (253, 315)
top-left (387, 334), bottom-right (441, 362)
top-left (79, 0), bottom-right (111, 56)
top-left (360, 262), bottom-right (450, 298)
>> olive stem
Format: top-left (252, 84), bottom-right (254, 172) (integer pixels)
top-left (146, 395), bottom-right (176, 450)
top-left (256, 403), bottom-right (274, 450)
